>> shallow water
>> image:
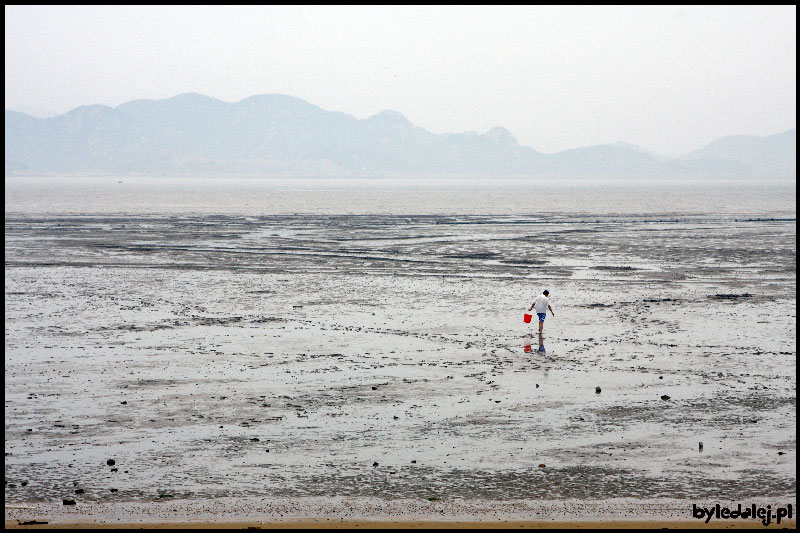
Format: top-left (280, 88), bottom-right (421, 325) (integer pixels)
top-left (5, 176), bottom-right (797, 216)
top-left (4, 178), bottom-right (796, 519)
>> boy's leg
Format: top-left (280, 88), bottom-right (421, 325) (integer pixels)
top-left (537, 312), bottom-right (547, 333)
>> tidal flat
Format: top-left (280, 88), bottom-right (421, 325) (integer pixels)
top-left (4, 210), bottom-right (796, 524)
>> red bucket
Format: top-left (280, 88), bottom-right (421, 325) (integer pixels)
top-left (523, 313), bottom-right (532, 323)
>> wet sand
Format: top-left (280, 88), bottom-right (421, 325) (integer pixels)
top-left (4, 212), bottom-right (796, 525)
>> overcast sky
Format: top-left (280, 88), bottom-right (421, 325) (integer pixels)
top-left (4, 5), bottom-right (796, 155)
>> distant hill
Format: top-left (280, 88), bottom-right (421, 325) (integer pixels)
top-left (4, 93), bottom-right (796, 179)
top-left (680, 129), bottom-right (796, 179)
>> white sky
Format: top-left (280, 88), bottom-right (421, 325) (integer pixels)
top-left (4, 5), bottom-right (796, 155)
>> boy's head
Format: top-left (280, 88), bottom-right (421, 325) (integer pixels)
top-left (543, 290), bottom-right (549, 296)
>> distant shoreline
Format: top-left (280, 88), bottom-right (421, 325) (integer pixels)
top-left (5, 173), bottom-right (798, 181)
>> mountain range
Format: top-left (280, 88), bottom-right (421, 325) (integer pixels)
top-left (5, 92), bottom-right (796, 179)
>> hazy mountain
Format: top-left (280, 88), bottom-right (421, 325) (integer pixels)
top-left (680, 129), bottom-right (796, 179)
top-left (4, 104), bottom-right (61, 118)
top-left (5, 93), bottom-right (796, 178)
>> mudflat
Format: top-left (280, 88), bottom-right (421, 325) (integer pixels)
top-left (5, 210), bottom-right (796, 526)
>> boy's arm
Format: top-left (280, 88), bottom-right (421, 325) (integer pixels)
top-left (548, 304), bottom-right (554, 316)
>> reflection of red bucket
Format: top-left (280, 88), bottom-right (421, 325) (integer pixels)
top-left (523, 313), bottom-right (532, 323)
top-left (524, 344), bottom-right (532, 352)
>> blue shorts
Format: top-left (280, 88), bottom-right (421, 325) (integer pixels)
top-left (537, 313), bottom-right (547, 322)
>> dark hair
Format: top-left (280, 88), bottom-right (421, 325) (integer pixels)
top-left (543, 290), bottom-right (549, 296)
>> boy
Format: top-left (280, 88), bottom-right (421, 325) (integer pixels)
top-left (528, 290), bottom-right (555, 333)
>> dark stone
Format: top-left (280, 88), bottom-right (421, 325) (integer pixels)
top-left (595, 387), bottom-right (601, 394)
top-left (661, 395), bottom-right (670, 400)
top-left (373, 461), bottom-right (379, 467)
top-left (110, 488), bottom-right (119, 492)
top-left (74, 488), bottom-right (85, 494)
top-left (709, 293), bottom-right (752, 300)
top-left (538, 464), bottom-right (546, 468)
top-left (106, 459), bottom-right (115, 466)
top-left (63, 499), bottom-right (76, 505)
top-left (120, 401), bottom-right (127, 405)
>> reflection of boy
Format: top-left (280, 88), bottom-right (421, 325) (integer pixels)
top-left (528, 290), bottom-right (554, 333)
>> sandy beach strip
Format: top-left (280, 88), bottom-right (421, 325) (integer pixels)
top-left (6, 498), bottom-right (796, 530)
top-left (4, 518), bottom-right (796, 529)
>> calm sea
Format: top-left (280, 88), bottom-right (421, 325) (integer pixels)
top-left (4, 176), bottom-right (796, 217)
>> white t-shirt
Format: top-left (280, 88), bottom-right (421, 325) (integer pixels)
top-left (533, 294), bottom-right (551, 313)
